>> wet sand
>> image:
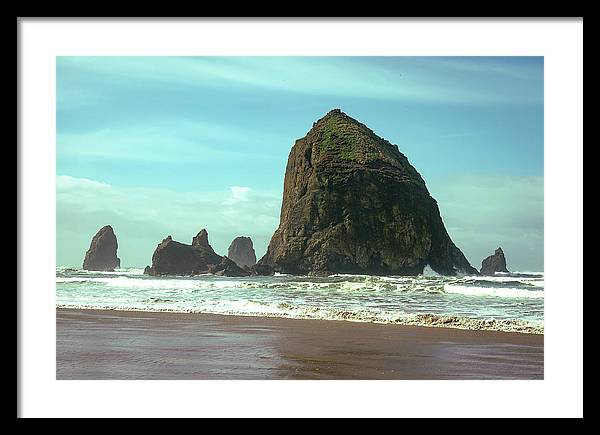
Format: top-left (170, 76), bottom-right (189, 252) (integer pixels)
top-left (56, 308), bottom-right (543, 380)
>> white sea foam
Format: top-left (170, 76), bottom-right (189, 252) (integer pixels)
top-left (468, 275), bottom-right (544, 286)
top-left (328, 273), bottom-right (370, 279)
top-left (503, 271), bottom-right (544, 276)
top-left (56, 300), bottom-right (543, 334)
top-left (56, 274), bottom-right (544, 298)
top-left (421, 265), bottom-right (440, 277)
top-left (56, 267), bottom-right (544, 334)
top-left (56, 267), bottom-right (145, 275)
top-left (443, 284), bottom-right (544, 299)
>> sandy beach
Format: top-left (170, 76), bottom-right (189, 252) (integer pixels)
top-left (56, 308), bottom-right (543, 380)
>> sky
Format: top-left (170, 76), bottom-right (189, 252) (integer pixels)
top-left (56, 56), bottom-right (544, 271)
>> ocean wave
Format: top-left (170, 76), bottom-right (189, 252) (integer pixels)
top-left (55, 275), bottom-right (437, 294)
top-left (501, 271), bottom-right (544, 276)
top-left (57, 276), bottom-right (220, 290)
top-left (56, 267), bottom-right (145, 275)
top-left (443, 284), bottom-right (544, 299)
top-left (56, 274), bottom-right (544, 298)
top-left (56, 269), bottom-right (544, 333)
top-left (468, 275), bottom-right (544, 286)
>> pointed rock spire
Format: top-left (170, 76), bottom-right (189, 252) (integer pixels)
top-left (480, 247), bottom-right (509, 275)
top-left (192, 228), bottom-right (216, 255)
top-left (82, 225), bottom-right (120, 271)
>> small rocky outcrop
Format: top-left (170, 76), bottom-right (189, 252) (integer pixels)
top-left (143, 229), bottom-right (251, 277)
top-left (209, 256), bottom-right (252, 277)
top-left (256, 109), bottom-right (478, 276)
top-left (480, 247), bottom-right (509, 275)
top-left (82, 225), bottom-right (120, 271)
top-left (227, 236), bottom-right (257, 268)
top-left (250, 263), bottom-right (275, 276)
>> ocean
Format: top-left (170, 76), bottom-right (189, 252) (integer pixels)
top-left (55, 266), bottom-right (544, 334)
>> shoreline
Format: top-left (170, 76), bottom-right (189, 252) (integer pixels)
top-left (56, 305), bottom-right (543, 335)
top-left (57, 308), bottom-right (544, 380)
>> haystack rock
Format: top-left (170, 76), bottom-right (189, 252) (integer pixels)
top-left (144, 229), bottom-right (250, 277)
top-left (82, 225), bottom-right (120, 271)
top-left (227, 236), bottom-right (257, 268)
top-left (480, 247), bottom-right (509, 275)
top-left (256, 109), bottom-right (478, 276)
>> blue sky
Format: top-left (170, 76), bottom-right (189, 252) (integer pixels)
top-left (57, 56), bottom-right (544, 271)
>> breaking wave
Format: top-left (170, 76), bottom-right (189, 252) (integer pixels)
top-left (56, 267), bottom-right (544, 334)
top-left (443, 284), bottom-right (544, 299)
top-left (56, 299), bottom-right (543, 333)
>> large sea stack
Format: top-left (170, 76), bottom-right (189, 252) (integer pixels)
top-left (480, 247), bottom-right (509, 275)
top-left (227, 236), bottom-right (257, 268)
top-left (82, 225), bottom-right (120, 271)
top-left (256, 109), bottom-right (478, 276)
top-left (144, 229), bottom-right (250, 277)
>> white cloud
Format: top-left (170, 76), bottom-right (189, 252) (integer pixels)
top-left (223, 186), bottom-right (251, 205)
top-left (56, 175), bottom-right (111, 190)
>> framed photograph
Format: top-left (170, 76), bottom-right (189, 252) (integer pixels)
top-left (18, 18), bottom-right (583, 418)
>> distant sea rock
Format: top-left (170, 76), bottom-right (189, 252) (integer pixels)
top-left (256, 109), bottom-right (478, 276)
top-left (480, 247), bottom-right (509, 275)
top-left (144, 229), bottom-right (251, 277)
top-left (82, 225), bottom-right (120, 271)
top-left (227, 236), bottom-right (257, 268)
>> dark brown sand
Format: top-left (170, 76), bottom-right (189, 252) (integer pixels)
top-left (56, 308), bottom-right (543, 380)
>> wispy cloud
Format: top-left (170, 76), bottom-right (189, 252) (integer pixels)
top-left (57, 175), bottom-right (111, 190)
top-left (223, 186), bottom-right (251, 205)
top-left (57, 118), bottom-right (284, 163)
top-left (425, 57), bottom-right (543, 81)
top-left (57, 56), bottom-right (543, 107)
